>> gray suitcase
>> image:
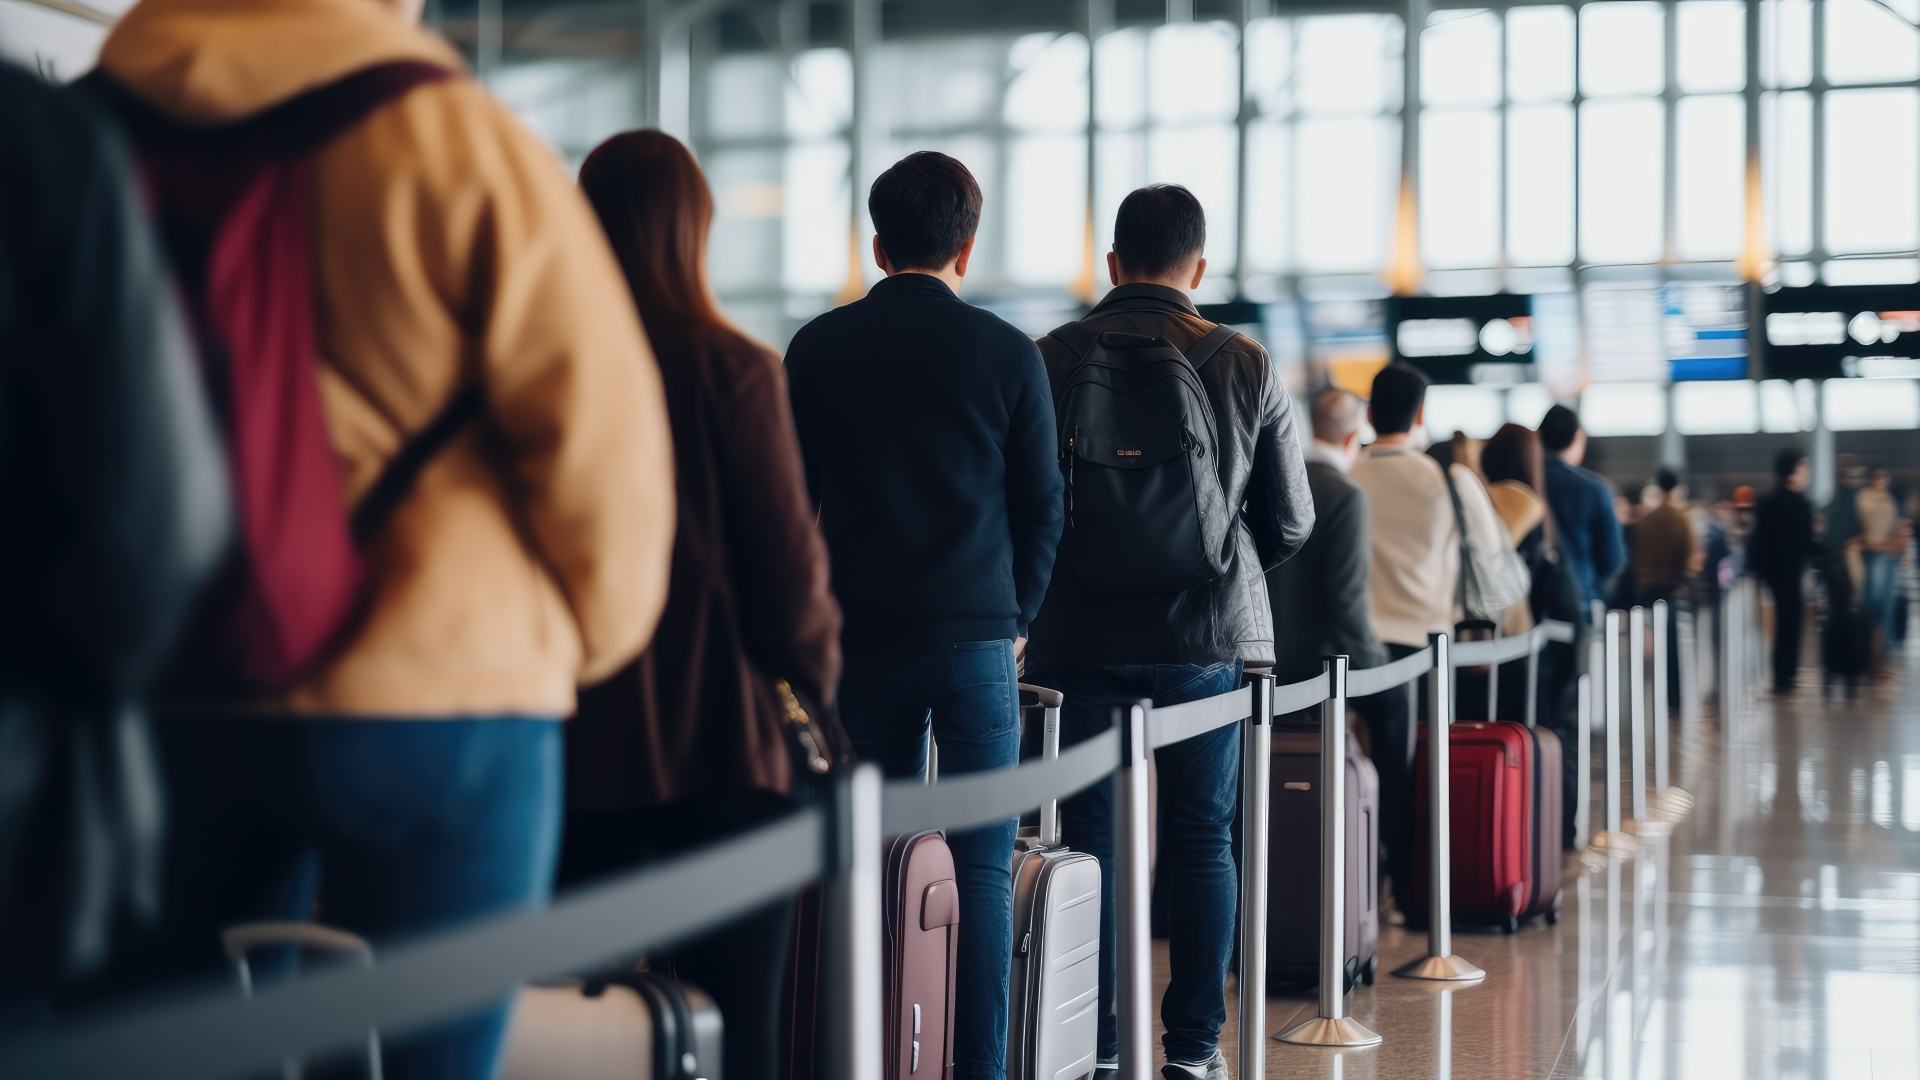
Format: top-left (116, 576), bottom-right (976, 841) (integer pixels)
top-left (1008, 686), bottom-right (1101, 1080)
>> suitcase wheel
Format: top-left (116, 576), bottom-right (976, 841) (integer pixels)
top-left (1545, 908), bottom-right (1560, 927)
top-left (1503, 917), bottom-right (1520, 934)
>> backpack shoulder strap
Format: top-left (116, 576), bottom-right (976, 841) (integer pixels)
top-left (1047, 321), bottom-right (1099, 361)
top-left (85, 61), bottom-right (453, 160)
top-left (1182, 324), bottom-right (1240, 370)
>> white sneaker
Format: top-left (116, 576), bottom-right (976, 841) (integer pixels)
top-left (1161, 1050), bottom-right (1228, 1080)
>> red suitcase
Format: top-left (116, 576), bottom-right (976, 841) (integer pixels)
top-left (1266, 729), bottom-right (1380, 989)
top-left (884, 831), bottom-right (959, 1080)
top-left (1407, 719), bottom-right (1536, 930)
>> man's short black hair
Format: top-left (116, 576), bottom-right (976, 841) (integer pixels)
top-left (1368, 362), bottom-right (1430, 436)
top-left (1112, 184), bottom-right (1206, 279)
top-left (1656, 467), bottom-right (1680, 492)
top-left (1775, 447), bottom-right (1808, 480)
top-left (868, 152), bottom-right (982, 272)
top-left (1538, 404), bottom-right (1581, 452)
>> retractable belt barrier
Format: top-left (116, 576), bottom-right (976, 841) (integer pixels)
top-left (0, 621), bottom-right (1580, 1080)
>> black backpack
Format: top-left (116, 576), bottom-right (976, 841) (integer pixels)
top-left (1048, 321), bottom-right (1240, 595)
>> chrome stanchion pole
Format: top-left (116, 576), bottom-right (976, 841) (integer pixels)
top-left (1652, 600), bottom-right (1669, 793)
top-left (1394, 634), bottom-right (1484, 982)
top-left (826, 764), bottom-right (884, 1080)
top-left (1627, 607), bottom-right (1650, 829)
top-left (1591, 611), bottom-right (1636, 855)
top-left (1524, 627), bottom-right (1541, 730)
top-left (1115, 703), bottom-right (1153, 1080)
top-left (1238, 674), bottom-right (1277, 1065)
top-left (1649, 599), bottom-right (1694, 820)
top-left (1574, 673), bottom-right (1593, 851)
top-left (1279, 658), bottom-right (1383, 1043)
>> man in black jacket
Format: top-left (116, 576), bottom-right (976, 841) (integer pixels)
top-left (1269, 388), bottom-right (1386, 681)
top-left (1750, 448), bottom-right (1816, 691)
top-left (1025, 184), bottom-right (1311, 1080)
top-left (786, 151), bottom-right (1063, 1080)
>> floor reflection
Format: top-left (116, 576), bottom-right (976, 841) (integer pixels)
top-left (1150, 643), bottom-right (1920, 1078)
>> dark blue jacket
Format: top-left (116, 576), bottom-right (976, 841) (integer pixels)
top-left (786, 273), bottom-right (1064, 656)
top-left (1544, 456), bottom-right (1624, 609)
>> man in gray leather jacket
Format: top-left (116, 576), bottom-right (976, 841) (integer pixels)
top-left (1025, 184), bottom-right (1311, 1080)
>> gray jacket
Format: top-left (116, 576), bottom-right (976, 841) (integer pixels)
top-left (1025, 284), bottom-right (1313, 671)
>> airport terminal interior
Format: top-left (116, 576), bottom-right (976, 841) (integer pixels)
top-left (3, 0), bottom-right (1920, 1078)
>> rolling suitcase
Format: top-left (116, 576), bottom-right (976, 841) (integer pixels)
top-left (1521, 724), bottom-right (1564, 925)
top-left (885, 831), bottom-right (959, 1080)
top-left (501, 972), bottom-right (724, 1080)
top-left (1265, 727), bottom-right (1379, 990)
top-left (1407, 719), bottom-right (1535, 930)
top-left (1008, 685), bottom-right (1101, 1080)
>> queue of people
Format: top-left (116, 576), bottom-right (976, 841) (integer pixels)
top-left (13, 1), bottom-right (1891, 1076)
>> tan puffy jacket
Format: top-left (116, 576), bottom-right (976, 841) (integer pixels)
top-left (101, 0), bottom-right (675, 717)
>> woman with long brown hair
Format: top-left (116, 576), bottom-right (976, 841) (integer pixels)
top-left (559, 130), bottom-right (843, 1080)
top-left (1480, 422), bottom-right (1582, 845)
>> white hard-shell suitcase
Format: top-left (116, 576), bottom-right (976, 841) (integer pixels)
top-left (500, 971), bottom-right (723, 1080)
top-left (1007, 685), bottom-right (1101, 1080)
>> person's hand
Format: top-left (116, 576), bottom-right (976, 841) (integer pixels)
top-left (1014, 636), bottom-right (1027, 678)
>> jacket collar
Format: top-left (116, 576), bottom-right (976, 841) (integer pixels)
top-left (1088, 282), bottom-right (1199, 317)
top-left (867, 273), bottom-right (959, 301)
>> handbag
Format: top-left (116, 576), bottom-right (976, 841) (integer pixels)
top-left (772, 677), bottom-right (854, 778)
top-left (1446, 466), bottom-right (1532, 623)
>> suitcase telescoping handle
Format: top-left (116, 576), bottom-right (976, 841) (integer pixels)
top-left (222, 921), bottom-right (383, 1080)
top-left (1018, 684), bottom-right (1065, 846)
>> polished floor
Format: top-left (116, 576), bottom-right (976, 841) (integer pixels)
top-left (1151, 640), bottom-right (1920, 1079)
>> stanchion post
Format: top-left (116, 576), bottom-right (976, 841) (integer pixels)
top-left (1653, 599), bottom-right (1670, 794)
top-left (1628, 607), bottom-right (1648, 825)
top-left (1574, 672), bottom-right (1592, 850)
top-left (1525, 628), bottom-right (1540, 730)
top-left (1237, 674), bottom-right (1277, 1062)
top-left (1590, 611), bottom-right (1636, 855)
top-left (826, 764), bottom-right (883, 1080)
top-left (1115, 703), bottom-right (1153, 1080)
top-left (1277, 657), bottom-right (1382, 1045)
top-left (1393, 634), bottom-right (1484, 982)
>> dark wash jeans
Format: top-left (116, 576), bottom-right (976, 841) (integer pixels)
top-left (119, 716), bottom-right (561, 1080)
top-left (840, 639), bottom-right (1022, 1080)
top-left (1027, 661), bottom-right (1242, 1066)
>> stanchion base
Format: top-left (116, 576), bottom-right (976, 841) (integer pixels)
top-left (1390, 953), bottom-right (1485, 982)
top-left (1650, 787), bottom-right (1695, 818)
top-left (1588, 829), bottom-right (1639, 858)
top-left (1274, 1015), bottom-right (1384, 1047)
top-left (1626, 816), bottom-right (1673, 838)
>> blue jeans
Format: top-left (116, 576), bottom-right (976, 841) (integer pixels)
top-left (840, 639), bottom-right (1022, 1080)
top-left (1865, 552), bottom-right (1900, 644)
top-left (123, 717), bottom-right (561, 1079)
top-left (1028, 662), bottom-right (1242, 1066)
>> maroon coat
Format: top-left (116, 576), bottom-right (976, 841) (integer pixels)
top-left (568, 321), bottom-right (841, 807)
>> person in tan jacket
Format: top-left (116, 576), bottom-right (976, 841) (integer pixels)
top-left (90, 0), bottom-right (673, 1072)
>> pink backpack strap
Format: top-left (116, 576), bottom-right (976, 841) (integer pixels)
top-left (90, 62), bottom-right (461, 690)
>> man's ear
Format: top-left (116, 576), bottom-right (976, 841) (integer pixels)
top-left (872, 235), bottom-right (891, 275)
top-left (953, 235), bottom-right (976, 278)
top-left (1107, 251), bottom-right (1122, 287)
top-left (1189, 256), bottom-right (1207, 290)
top-left (1414, 403), bottom-right (1425, 427)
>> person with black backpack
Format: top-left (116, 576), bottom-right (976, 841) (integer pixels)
top-left (1023, 184), bottom-right (1312, 1080)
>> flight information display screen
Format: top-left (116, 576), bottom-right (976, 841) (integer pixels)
top-left (1759, 283), bottom-right (1920, 380)
top-left (1387, 294), bottom-right (1535, 384)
